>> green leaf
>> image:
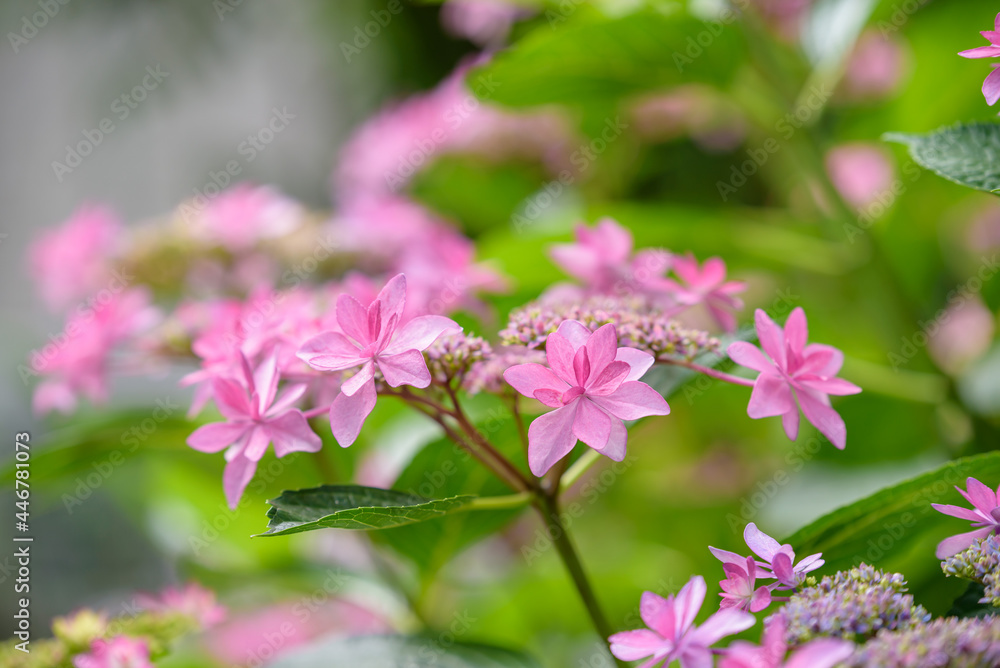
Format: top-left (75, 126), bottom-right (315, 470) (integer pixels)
top-left (884, 123), bottom-right (1000, 194)
top-left (948, 582), bottom-right (995, 619)
top-left (258, 485), bottom-right (477, 536)
top-left (267, 634), bottom-right (542, 668)
top-left (784, 452), bottom-right (1000, 572)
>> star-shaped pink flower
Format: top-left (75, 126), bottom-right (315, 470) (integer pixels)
top-left (503, 320), bottom-right (669, 477)
top-left (74, 636), bottom-right (153, 668)
top-left (297, 274), bottom-right (460, 446)
top-left (727, 308), bottom-right (861, 449)
top-left (710, 523), bottom-right (824, 591)
top-left (932, 477), bottom-right (1000, 558)
top-left (187, 352), bottom-right (321, 508)
top-left (719, 617), bottom-right (854, 668)
top-left (664, 253), bottom-right (745, 332)
top-left (719, 555), bottom-right (772, 613)
top-left (610, 575), bottom-right (756, 668)
top-left (959, 12), bottom-right (1000, 107)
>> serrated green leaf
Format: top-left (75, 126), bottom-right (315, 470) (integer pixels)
top-left (268, 634), bottom-right (542, 668)
top-left (784, 452), bottom-right (1000, 571)
top-left (258, 485), bottom-right (477, 536)
top-left (885, 123), bottom-right (1000, 194)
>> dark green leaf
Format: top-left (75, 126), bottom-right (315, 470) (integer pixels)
top-left (784, 452), bottom-right (1000, 572)
top-left (258, 485), bottom-right (476, 536)
top-left (948, 582), bottom-right (996, 619)
top-left (884, 123), bottom-right (1000, 194)
top-left (267, 634), bottom-right (542, 668)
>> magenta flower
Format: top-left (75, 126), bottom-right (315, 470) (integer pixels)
top-left (502, 320), bottom-right (669, 477)
top-left (549, 218), bottom-right (671, 296)
top-left (959, 13), bottom-right (1000, 107)
top-left (74, 636), bottom-right (153, 668)
top-left (609, 575), bottom-right (755, 668)
top-left (664, 253), bottom-right (746, 332)
top-left (710, 523), bottom-right (824, 590)
top-left (193, 183), bottom-right (302, 250)
top-left (187, 352), bottom-right (321, 508)
top-left (720, 555), bottom-right (772, 613)
top-left (932, 477), bottom-right (1000, 558)
top-left (727, 308), bottom-right (861, 449)
top-left (297, 274), bottom-right (460, 447)
top-left (719, 617), bottom-right (854, 668)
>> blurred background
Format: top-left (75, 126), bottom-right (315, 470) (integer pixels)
top-left (5, 0), bottom-right (1000, 666)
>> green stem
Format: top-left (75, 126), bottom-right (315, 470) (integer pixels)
top-left (466, 491), bottom-right (533, 511)
top-left (559, 449), bottom-right (602, 495)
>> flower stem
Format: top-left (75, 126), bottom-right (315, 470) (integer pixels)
top-left (534, 494), bottom-right (626, 668)
top-left (657, 357), bottom-right (756, 387)
top-left (559, 449), bottom-right (602, 495)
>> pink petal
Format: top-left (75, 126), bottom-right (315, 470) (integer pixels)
top-left (960, 45), bottom-right (1000, 58)
top-left (797, 388), bottom-right (847, 449)
top-left (555, 319), bottom-right (593, 348)
top-left (336, 293), bottom-right (372, 346)
top-left (546, 325), bottom-right (581, 384)
top-left (936, 527), bottom-right (994, 559)
top-left (700, 257), bottom-right (727, 287)
top-left (771, 552), bottom-right (796, 584)
top-left (985, 66), bottom-right (1000, 105)
top-left (383, 315), bottom-right (460, 355)
top-left (749, 587), bottom-right (771, 613)
top-left (782, 408), bottom-right (800, 441)
top-left (549, 244), bottom-right (600, 283)
top-left (253, 352), bottom-right (280, 413)
top-left (930, 503), bottom-right (985, 523)
top-left (744, 523), bottom-right (782, 562)
top-left (376, 273), bottom-right (407, 326)
top-left (187, 421), bottom-right (249, 453)
top-left (526, 403), bottom-right (579, 477)
top-left (586, 361), bottom-right (631, 395)
top-left (269, 383), bottom-right (307, 416)
top-left (341, 360), bottom-right (376, 396)
top-left (675, 576), bottom-right (707, 636)
top-left (784, 308), bottom-right (808, 355)
top-left (688, 608), bottom-right (755, 646)
top-left (223, 452), bottom-right (257, 509)
top-left (212, 378), bottom-right (252, 420)
top-left (584, 323), bottom-right (619, 383)
top-left (995, 11), bottom-right (1000, 32)
top-left (243, 425), bottom-right (272, 461)
top-left (609, 629), bottom-right (668, 662)
top-left (595, 217), bottom-right (634, 259)
top-left (800, 344), bottom-right (844, 376)
top-left (963, 477), bottom-right (999, 516)
top-left (616, 347), bottom-right (655, 381)
top-left (596, 417), bottom-right (628, 461)
top-left (708, 304), bottom-right (738, 333)
top-left (747, 374), bottom-right (794, 419)
top-left (503, 363), bottom-right (570, 398)
top-left (709, 547), bottom-right (750, 568)
top-left (573, 346), bottom-right (592, 386)
top-left (727, 342), bottom-right (773, 374)
top-left (378, 349), bottom-right (432, 388)
top-left (795, 553), bottom-right (824, 573)
top-left (796, 376), bottom-right (861, 396)
top-left (297, 331), bottom-right (365, 371)
top-left (265, 410), bottom-right (322, 458)
top-left (672, 253), bottom-right (701, 285)
top-left (573, 399), bottom-right (613, 451)
top-left (590, 381), bottom-right (670, 420)
top-left (785, 639), bottom-right (855, 668)
top-left (329, 378), bottom-right (377, 447)
top-left (640, 591), bottom-right (677, 639)
top-left (678, 647), bottom-right (715, 668)
top-left (754, 309), bottom-right (787, 369)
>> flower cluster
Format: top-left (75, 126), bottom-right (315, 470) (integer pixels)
top-left (933, 477), bottom-right (1000, 558)
top-left (941, 535), bottom-right (1000, 608)
top-left (768, 564), bottom-right (930, 644)
top-left (846, 616), bottom-right (1000, 667)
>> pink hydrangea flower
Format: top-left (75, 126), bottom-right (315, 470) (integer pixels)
top-left (548, 218), bottom-right (671, 297)
top-left (29, 204), bottom-right (123, 311)
top-left (297, 274), bottom-right (460, 447)
top-left (137, 582), bottom-right (226, 629)
top-left (664, 253), bottom-right (746, 332)
top-left (719, 617), bottom-right (854, 668)
top-left (187, 352), bottom-right (321, 508)
top-left (727, 308), bottom-right (861, 449)
top-left (74, 636), bottom-right (153, 668)
top-left (503, 320), bottom-right (669, 477)
top-left (192, 183), bottom-right (302, 250)
top-left (710, 523), bottom-right (824, 590)
top-left (609, 575), bottom-right (755, 668)
top-left (825, 144), bottom-right (895, 211)
top-left (719, 555), bottom-right (772, 613)
top-left (440, 0), bottom-right (530, 47)
top-left (960, 13), bottom-right (1000, 107)
top-left (842, 31), bottom-right (907, 101)
top-left (932, 477), bottom-right (1000, 558)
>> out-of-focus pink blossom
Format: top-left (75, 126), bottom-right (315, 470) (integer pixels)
top-left (710, 523), bottom-right (824, 591)
top-left (609, 576), bottom-right (755, 668)
top-left (186, 352), bottom-right (321, 508)
top-left (825, 143), bottom-right (895, 211)
top-left (31, 288), bottom-right (160, 416)
top-left (441, 0), bottom-right (531, 47)
top-left (728, 308), bottom-right (861, 449)
top-left (29, 205), bottom-right (123, 311)
top-left (74, 636), bottom-right (153, 668)
top-left (927, 296), bottom-right (995, 376)
top-left (548, 218), bottom-right (671, 298)
top-left (719, 555), bottom-right (772, 612)
top-left (720, 617), bottom-right (854, 668)
top-left (137, 582), bottom-right (226, 629)
top-left (297, 274), bottom-right (460, 446)
top-left (664, 254), bottom-right (745, 332)
top-left (630, 87), bottom-right (747, 151)
top-left (503, 320), bottom-right (669, 476)
top-left (842, 31), bottom-right (907, 101)
top-left (191, 184), bottom-right (302, 251)
top-left (960, 13), bottom-right (1000, 108)
top-left (932, 477), bottom-right (1000, 558)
